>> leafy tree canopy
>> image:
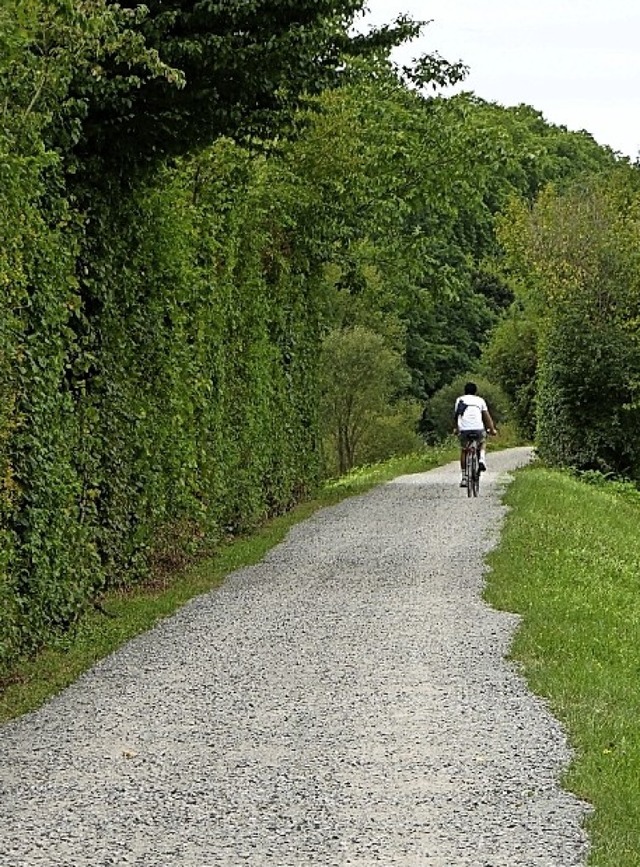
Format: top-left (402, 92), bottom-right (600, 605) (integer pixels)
top-left (11, 0), bottom-right (425, 168)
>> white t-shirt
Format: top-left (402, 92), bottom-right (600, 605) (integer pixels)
top-left (455, 394), bottom-right (487, 431)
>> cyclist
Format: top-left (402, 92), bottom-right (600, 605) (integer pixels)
top-left (453, 382), bottom-right (498, 487)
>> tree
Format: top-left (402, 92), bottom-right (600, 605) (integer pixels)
top-left (13, 0), bottom-right (424, 169)
top-left (496, 176), bottom-right (640, 477)
top-left (319, 327), bottom-right (411, 474)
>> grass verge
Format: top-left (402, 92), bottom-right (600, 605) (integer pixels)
top-left (0, 444), bottom-right (457, 725)
top-left (485, 466), bottom-right (640, 867)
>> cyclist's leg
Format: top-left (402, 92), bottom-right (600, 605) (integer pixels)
top-left (476, 430), bottom-right (487, 471)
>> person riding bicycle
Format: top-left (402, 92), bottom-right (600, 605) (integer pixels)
top-left (453, 382), bottom-right (498, 488)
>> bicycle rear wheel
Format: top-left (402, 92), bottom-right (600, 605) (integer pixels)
top-left (471, 452), bottom-right (480, 497)
top-left (465, 448), bottom-right (474, 498)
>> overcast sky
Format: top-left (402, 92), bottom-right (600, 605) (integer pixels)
top-left (361, 0), bottom-right (640, 159)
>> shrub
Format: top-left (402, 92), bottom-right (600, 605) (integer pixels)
top-left (422, 374), bottom-right (511, 442)
top-left (536, 309), bottom-right (640, 478)
top-left (318, 326), bottom-right (412, 475)
top-left (355, 399), bottom-right (424, 468)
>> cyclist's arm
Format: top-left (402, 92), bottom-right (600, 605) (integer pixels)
top-left (482, 409), bottom-right (498, 435)
top-left (453, 400), bottom-right (461, 434)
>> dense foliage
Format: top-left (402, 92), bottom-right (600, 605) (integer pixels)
top-left (1, 0), bottom-right (636, 673)
top-left (1, 0), bottom-right (419, 671)
top-left (17, 0), bottom-right (423, 172)
top-left (490, 176), bottom-right (640, 478)
top-left (422, 375), bottom-right (510, 443)
top-left (318, 326), bottom-right (418, 474)
top-left (0, 131), bottom-right (330, 669)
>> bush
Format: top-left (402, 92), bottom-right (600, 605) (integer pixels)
top-left (422, 374), bottom-right (511, 442)
top-left (536, 310), bottom-right (640, 479)
top-left (318, 326), bottom-right (412, 474)
top-left (356, 400), bottom-right (424, 467)
top-left (496, 180), bottom-right (640, 483)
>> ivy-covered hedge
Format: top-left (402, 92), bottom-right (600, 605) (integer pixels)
top-left (0, 136), bottom-right (325, 673)
top-left (0, 0), bottom-right (452, 674)
top-left (77, 148), bottom-right (319, 565)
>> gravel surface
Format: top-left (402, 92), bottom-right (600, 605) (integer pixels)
top-left (0, 447), bottom-right (589, 866)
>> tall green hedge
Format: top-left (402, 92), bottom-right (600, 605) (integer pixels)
top-left (0, 137), bottom-right (325, 672)
top-left (0, 0), bottom-right (423, 673)
top-left (0, 119), bottom-right (96, 665)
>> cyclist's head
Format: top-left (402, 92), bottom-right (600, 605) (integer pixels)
top-left (464, 382), bottom-right (477, 395)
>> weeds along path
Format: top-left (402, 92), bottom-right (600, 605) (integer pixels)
top-left (0, 447), bottom-right (588, 866)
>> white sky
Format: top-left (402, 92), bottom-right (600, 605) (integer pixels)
top-left (361, 0), bottom-right (640, 159)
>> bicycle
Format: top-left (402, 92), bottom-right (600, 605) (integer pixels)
top-left (463, 433), bottom-right (482, 498)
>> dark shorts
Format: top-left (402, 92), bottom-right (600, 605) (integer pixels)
top-left (459, 429), bottom-right (486, 447)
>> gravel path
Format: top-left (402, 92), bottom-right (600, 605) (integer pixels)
top-left (0, 447), bottom-right (589, 866)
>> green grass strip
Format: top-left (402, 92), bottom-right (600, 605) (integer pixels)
top-left (0, 445), bottom-right (457, 725)
top-left (485, 466), bottom-right (640, 867)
